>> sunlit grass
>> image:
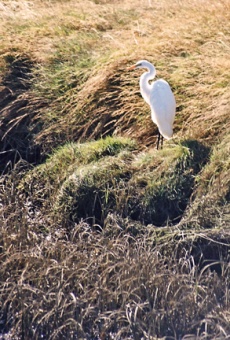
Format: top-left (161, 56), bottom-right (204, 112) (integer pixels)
top-left (0, 0), bottom-right (230, 338)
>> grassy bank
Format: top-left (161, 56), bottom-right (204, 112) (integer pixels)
top-left (0, 0), bottom-right (229, 338)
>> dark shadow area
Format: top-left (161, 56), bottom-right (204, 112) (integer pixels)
top-left (191, 236), bottom-right (230, 275)
top-left (132, 140), bottom-right (211, 226)
top-left (59, 140), bottom-right (211, 229)
top-left (0, 54), bottom-right (45, 173)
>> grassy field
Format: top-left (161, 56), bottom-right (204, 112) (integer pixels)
top-left (0, 0), bottom-right (230, 339)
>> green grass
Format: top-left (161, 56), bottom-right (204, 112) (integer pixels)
top-left (48, 139), bottom-right (210, 227)
top-left (19, 136), bottom-right (136, 210)
top-left (183, 134), bottom-right (230, 228)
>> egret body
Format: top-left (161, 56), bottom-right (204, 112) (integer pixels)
top-left (129, 60), bottom-right (176, 149)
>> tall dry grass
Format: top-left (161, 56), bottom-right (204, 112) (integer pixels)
top-left (0, 0), bottom-right (230, 339)
top-left (0, 178), bottom-right (229, 338)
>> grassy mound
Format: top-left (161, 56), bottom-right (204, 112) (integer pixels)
top-left (58, 140), bottom-right (209, 226)
top-left (20, 137), bottom-right (209, 228)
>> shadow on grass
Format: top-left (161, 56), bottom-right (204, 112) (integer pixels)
top-left (131, 139), bottom-right (211, 226)
top-left (56, 139), bottom-right (211, 229)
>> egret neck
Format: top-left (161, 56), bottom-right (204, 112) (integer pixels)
top-left (139, 63), bottom-right (156, 106)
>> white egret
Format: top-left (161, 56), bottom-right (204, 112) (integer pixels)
top-left (128, 60), bottom-right (176, 149)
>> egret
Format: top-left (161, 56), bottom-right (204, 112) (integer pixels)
top-left (128, 60), bottom-right (176, 149)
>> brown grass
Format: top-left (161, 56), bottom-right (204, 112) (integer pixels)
top-left (0, 185), bottom-right (229, 338)
top-left (0, 0), bottom-right (230, 338)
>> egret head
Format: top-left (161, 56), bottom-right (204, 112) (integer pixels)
top-left (128, 60), bottom-right (152, 70)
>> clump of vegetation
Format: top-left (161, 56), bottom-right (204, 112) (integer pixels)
top-left (183, 133), bottom-right (230, 229)
top-left (20, 137), bottom-right (209, 228)
top-left (55, 151), bottom-right (132, 226)
top-left (19, 136), bottom-right (136, 215)
top-left (0, 0), bottom-right (229, 339)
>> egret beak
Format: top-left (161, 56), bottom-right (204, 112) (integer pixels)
top-left (127, 64), bottom-right (136, 71)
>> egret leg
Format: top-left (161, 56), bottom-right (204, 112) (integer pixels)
top-left (156, 131), bottom-right (164, 150)
top-left (156, 131), bottom-right (161, 150)
top-left (160, 134), bottom-right (164, 149)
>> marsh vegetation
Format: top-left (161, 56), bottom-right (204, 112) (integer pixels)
top-left (0, 0), bottom-right (229, 338)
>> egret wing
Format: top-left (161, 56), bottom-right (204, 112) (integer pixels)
top-left (150, 79), bottom-right (176, 139)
